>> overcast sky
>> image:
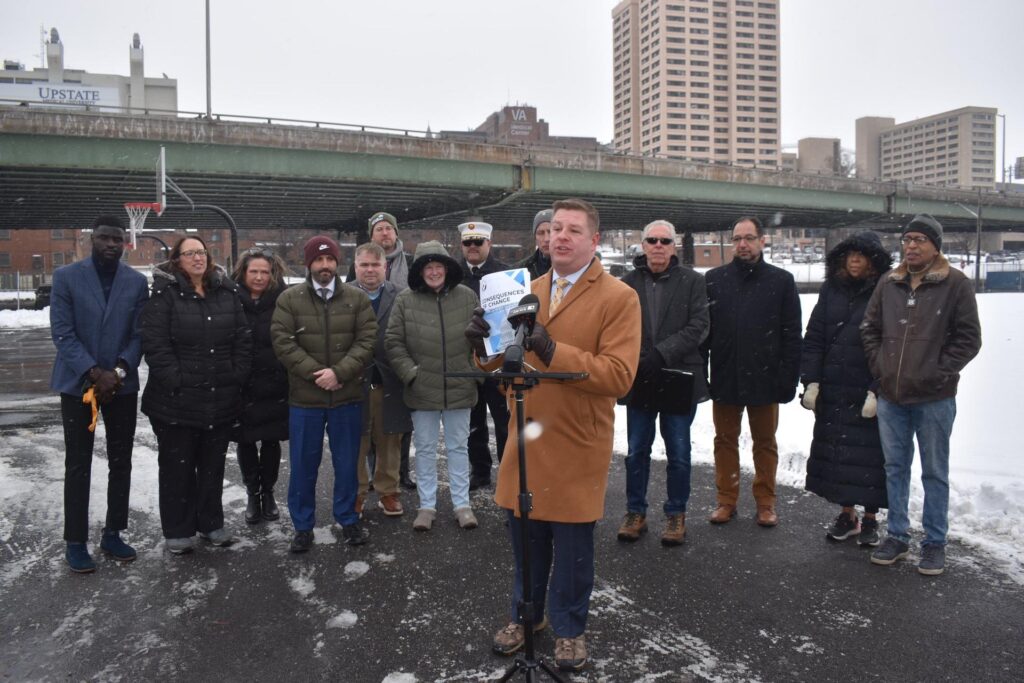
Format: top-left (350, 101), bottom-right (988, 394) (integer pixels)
top-left (2, 0), bottom-right (1022, 177)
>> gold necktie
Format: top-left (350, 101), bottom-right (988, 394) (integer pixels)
top-left (550, 278), bottom-right (569, 314)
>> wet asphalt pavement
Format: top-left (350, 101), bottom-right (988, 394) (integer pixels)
top-left (0, 328), bottom-right (1022, 682)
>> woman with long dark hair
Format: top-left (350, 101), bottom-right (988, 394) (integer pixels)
top-left (141, 236), bottom-right (251, 555)
top-left (231, 249), bottom-right (289, 524)
top-left (800, 232), bottom-right (892, 546)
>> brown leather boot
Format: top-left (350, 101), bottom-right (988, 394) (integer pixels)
top-left (661, 513), bottom-right (686, 546)
top-left (708, 504), bottom-right (737, 524)
top-left (756, 505), bottom-right (778, 527)
top-left (616, 512), bottom-right (647, 541)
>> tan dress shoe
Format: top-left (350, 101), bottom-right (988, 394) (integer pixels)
top-left (708, 504), bottom-right (737, 524)
top-left (756, 505), bottom-right (778, 527)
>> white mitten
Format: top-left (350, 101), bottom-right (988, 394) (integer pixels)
top-left (800, 382), bottom-right (819, 411)
top-left (861, 391), bottom-right (878, 419)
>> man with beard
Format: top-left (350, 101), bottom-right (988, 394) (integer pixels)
top-left (50, 215), bottom-right (149, 573)
top-left (272, 236), bottom-right (377, 552)
top-left (703, 216), bottom-right (801, 528)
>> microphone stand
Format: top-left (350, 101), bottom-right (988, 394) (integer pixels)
top-left (448, 359), bottom-right (587, 683)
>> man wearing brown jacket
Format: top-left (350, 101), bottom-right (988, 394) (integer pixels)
top-left (860, 214), bottom-right (981, 576)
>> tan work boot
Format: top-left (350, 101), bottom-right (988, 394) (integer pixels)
top-left (708, 504), bottom-right (737, 524)
top-left (492, 616), bottom-right (549, 656)
top-left (661, 513), bottom-right (686, 546)
top-left (616, 512), bottom-right (647, 542)
top-left (412, 508), bottom-right (435, 531)
top-left (756, 505), bottom-right (778, 527)
top-left (378, 494), bottom-right (403, 517)
top-left (454, 506), bottom-right (478, 530)
top-left (554, 634), bottom-right (588, 671)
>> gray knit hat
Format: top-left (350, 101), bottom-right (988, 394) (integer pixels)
top-left (903, 214), bottom-right (943, 251)
top-left (532, 209), bottom-right (553, 233)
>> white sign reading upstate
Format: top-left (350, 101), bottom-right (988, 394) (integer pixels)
top-left (0, 82), bottom-right (123, 108)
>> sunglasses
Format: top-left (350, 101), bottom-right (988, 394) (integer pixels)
top-left (645, 237), bottom-right (674, 246)
top-left (244, 247), bottom-right (275, 258)
top-left (462, 238), bottom-right (486, 247)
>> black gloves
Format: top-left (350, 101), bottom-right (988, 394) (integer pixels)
top-left (465, 307), bottom-right (490, 357)
top-left (636, 349), bottom-right (665, 382)
top-left (89, 367), bottom-right (122, 404)
top-left (525, 322), bottom-right (556, 366)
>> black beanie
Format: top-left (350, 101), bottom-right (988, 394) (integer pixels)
top-left (903, 214), bottom-right (943, 251)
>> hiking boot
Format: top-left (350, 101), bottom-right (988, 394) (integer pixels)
top-left (66, 542), bottom-right (96, 573)
top-left (455, 507), bottom-right (478, 530)
top-left (826, 511), bottom-right (860, 541)
top-left (756, 505), bottom-right (778, 527)
top-left (413, 508), bottom-right (435, 531)
top-left (378, 494), bottom-right (404, 517)
top-left (492, 616), bottom-right (549, 656)
top-left (245, 493), bottom-right (262, 524)
top-left (708, 504), bottom-right (737, 524)
top-left (200, 528), bottom-right (234, 547)
top-left (617, 512), bottom-right (647, 542)
top-left (870, 536), bottom-right (910, 566)
top-left (100, 529), bottom-right (137, 562)
top-left (261, 490), bottom-right (280, 521)
top-left (290, 530), bottom-right (314, 553)
top-left (858, 518), bottom-right (880, 547)
top-left (554, 634), bottom-right (588, 672)
top-left (918, 543), bottom-right (946, 576)
top-left (661, 513), bottom-right (686, 546)
top-left (166, 537), bottom-right (194, 555)
top-left (342, 523), bottom-right (369, 546)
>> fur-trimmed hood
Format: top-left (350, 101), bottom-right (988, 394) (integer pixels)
top-left (825, 232), bottom-right (892, 282)
top-left (407, 240), bottom-right (464, 293)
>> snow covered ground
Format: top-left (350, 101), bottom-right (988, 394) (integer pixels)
top-left (0, 294), bottom-right (1021, 586)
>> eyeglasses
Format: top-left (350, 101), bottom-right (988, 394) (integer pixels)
top-left (179, 249), bottom-right (208, 259)
top-left (731, 235), bottom-right (760, 243)
top-left (462, 239), bottom-right (485, 247)
top-left (901, 235), bottom-right (930, 245)
top-left (644, 237), bottom-right (674, 246)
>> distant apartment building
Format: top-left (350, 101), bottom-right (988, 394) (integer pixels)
top-left (855, 107), bottom-right (998, 189)
top-left (438, 104), bottom-right (605, 151)
top-left (0, 27), bottom-right (177, 113)
top-left (611, 0), bottom-right (782, 168)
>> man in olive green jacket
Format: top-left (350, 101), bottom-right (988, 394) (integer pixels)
top-left (271, 236), bottom-right (377, 552)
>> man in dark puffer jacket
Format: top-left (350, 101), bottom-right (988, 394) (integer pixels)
top-left (272, 236), bottom-right (377, 553)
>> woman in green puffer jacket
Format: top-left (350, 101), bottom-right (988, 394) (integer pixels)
top-left (386, 241), bottom-right (481, 532)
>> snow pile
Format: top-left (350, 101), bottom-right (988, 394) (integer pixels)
top-left (0, 307), bottom-right (50, 329)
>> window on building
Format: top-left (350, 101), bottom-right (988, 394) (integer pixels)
top-left (0, 253), bottom-right (10, 268)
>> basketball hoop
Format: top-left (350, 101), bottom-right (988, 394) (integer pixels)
top-left (124, 202), bottom-right (161, 249)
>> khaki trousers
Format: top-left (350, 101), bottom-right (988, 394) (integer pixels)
top-left (711, 401), bottom-right (779, 506)
top-left (357, 385), bottom-right (402, 496)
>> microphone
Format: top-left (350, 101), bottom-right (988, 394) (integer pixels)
top-left (502, 294), bottom-right (539, 373)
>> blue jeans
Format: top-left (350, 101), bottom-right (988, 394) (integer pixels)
top-left (287, 403), bottom-right (362, 531)
top-left (876, 396), bottom-right (956, 547)
top-left (506, 510), bottom-right (595, 638)
top-left (625, 404), bottom-right (698, 516)
top-left (411, 408), bottom-right (471, 511)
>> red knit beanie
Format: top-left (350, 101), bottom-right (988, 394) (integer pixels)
top-left (304, 236), bottom-right (341, 268)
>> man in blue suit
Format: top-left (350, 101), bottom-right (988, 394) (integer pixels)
top-left (50, 215), bottom-right (149, 573)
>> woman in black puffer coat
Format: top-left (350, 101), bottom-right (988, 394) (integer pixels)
top-left (142, 236), bottom-right (251, 554)
top-left (231, 249), bottom-right (289, 524)
top-left (800, 232), bottom-right (892, 546)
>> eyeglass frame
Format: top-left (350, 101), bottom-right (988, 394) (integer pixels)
top-left (461, 238), bottom-right (486, 247)
top-left (731, 234), bottom-right (762, 244)
top-left (179, 249), bottom-right (209, 259)
top-left (901, 235), bottom-right (931, 246)
top-left (644, 237), bottom-right (674, 246)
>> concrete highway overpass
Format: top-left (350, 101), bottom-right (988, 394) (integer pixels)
top-left (3, 107), bottom-right (1024, 237)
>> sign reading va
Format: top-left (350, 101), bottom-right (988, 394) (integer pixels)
top-left (0, 82), bottom-right (122, 109)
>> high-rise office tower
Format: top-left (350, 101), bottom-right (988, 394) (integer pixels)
top-left (612, 0), bottom-right (781, 168)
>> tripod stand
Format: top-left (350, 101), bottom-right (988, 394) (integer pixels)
top-left (448, 366), bottom-right (586, 682)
